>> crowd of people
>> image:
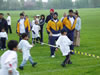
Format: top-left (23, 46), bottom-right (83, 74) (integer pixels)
top-left (0, 8), bottom-right (81, 75)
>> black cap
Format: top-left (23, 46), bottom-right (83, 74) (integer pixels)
top-left (20, 13), bottom-right (24, 16)
top-left (69, 9), bottom-right (74, 13)
top-left (53, 12), bottom-right (58, 16)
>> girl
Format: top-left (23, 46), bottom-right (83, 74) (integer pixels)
top-left (39, 14), bottom-right (45, 45)
top-left (74, 11), bottom-right (81, 47)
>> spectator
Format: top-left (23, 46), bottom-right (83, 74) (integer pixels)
top-left (74, 11), bottom-right (81, 47)
top-left (39, 14), bottom-right (45, 45)
top-left (45, 8), bottom-right (54, 23)
top-left (7, 13), bottom-right (12, 34)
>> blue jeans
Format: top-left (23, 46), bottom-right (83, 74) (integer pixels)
top-left (20, 56), bottom-right (34, 67)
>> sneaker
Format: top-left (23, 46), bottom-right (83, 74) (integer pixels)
top-left (68, 61), bottom-right (72, 64)
top-left (70, 52), bottom-right (75, 55)
top-left (1, 49), bottom-right (3, 51)
top-left (51, 55), bottom-right (55, 58)
top-left (32, 62), bottom-right (37, 67)
top-left (4, 48), bottom-right (6, 50)
top-left (19, 66), bottom-right (24, 70)
top-left (41, 43), bottom-right (44, 45)
top-left (61, 63), bottom-right (66, 67)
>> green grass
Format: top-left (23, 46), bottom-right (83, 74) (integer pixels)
top-left (0, 8), bottom-right (100, 75)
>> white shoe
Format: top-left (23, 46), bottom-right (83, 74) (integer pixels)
top-left (1, 49), bottom-right (3, 51)
top-left (41, 43), bottom-right (44, 45)
top-left (4, 48), bottom-right (6, 50)
top-left (51, 55), bottom-right (55, 58)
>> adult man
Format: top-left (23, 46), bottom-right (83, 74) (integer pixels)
top-left (16, 13), bottom-right (30, 41)
top-left (7, 13), bottom-right (12, 34)
top-left (62, 9), bottom-right (77, 54)
top-left (45, 8), bottom-right (54, 23)
top-left (47, 12), bottom-right (63, 58)
top-left (0, 13), bottom-right (8, 33)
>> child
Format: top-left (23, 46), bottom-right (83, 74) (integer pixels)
top-left (0, 28), bottom-right (8, 50)
top-left (56, 29), bottom-right (73, 67)
top-left (18, 33), bottom-right (37, 70)
top-left (32, 20), bottom-right (40, 45)
top-left (0, 40), bottom-right (19, 75)
top-left (39, 14), bottom-right (45, 45)
top-left (36, 15), bottom-right (40, 24)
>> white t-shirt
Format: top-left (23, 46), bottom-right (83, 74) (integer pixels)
top-left (53, 19), bottom-right (58, 23)
top-left (32, 24), bottom-right (40, 38)
top-left (0, 50), bottom-right (19, 75)
top-left (19, 19), bottom-right (25, 34)
top-left (7, 16), bottom-right (11, 25)
top-left (69, 17), bottom-right (74, 27)
top-left (18, 40), bottom-right (33, 60)
top-left (56, 35), bottom-right (73, 56)
top-left (0, 32), bottom-right (8, 40)
top-left (32, 20), bottom-right (35, 28)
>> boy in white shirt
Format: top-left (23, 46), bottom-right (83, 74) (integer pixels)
top-left (7, 13), bottom-right (12, 34)
top-left (0, 28), bottom-right (8, 50)
top-left (0, 40), bottom-right (19, 75)
top-left (56, 29), bottom-right (73, 67)
top-left (32, 20), bottom-right (40, 44)
top-left (18, 33), bottom-right (37, 70)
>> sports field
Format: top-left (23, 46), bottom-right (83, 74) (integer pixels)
top-left (0, 8), bottom-right (100, 75)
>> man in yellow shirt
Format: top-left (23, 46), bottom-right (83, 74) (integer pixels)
top-left (47, 12), bottom-right (63, 58)
top-left (62, 9), bottom-right (77, 54)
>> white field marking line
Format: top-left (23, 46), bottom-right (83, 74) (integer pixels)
top-left (21, 57), bottom-right (99, 66)
top-left (23, 64), bottom-right (100, 75)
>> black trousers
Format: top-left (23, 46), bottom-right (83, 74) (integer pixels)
top-left (32, 37), bottom-right (40, 44)
top-left (63, 54), bottom-right (70, 64)
top-left (0, 38), bottom-right (6, 49)
top-left (40, 25), bottom-right (43, 43)
top-left (8, 25), bottom-right (12, 33)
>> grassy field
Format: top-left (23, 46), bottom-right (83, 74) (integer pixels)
top-left (0, 8), bottom-right (100, 75)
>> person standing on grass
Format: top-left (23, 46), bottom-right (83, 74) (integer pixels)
top-left (0, 13), bottom-right (8, 49)
top-left (7, 13), bottom-right (12, 34)
top-left (46, 12), bottom-right (63, 58)
top-left (56, 29), bottom-right (73, 67)
top-left (0, 28), bottom-right (8, 50)
top-left (74, 11), bottom-right (81, 47)
top-left (16, 13), bottom-right (31, 41)
top-left (0, 40), bottom-right (19, 75)
top-left (18, 33), bottom-right (37, 70)
top-left (32, 20), bottom-right (40, 45)
top-left (39, 14), bottom-right (45, 45)
top-left (62, 9), bottom-right (77, 54)
top-left (45, 8), bottom-right (54, 23)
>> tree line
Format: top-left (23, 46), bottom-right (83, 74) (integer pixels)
top-left (0, 0), bottom-right (100, 10)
